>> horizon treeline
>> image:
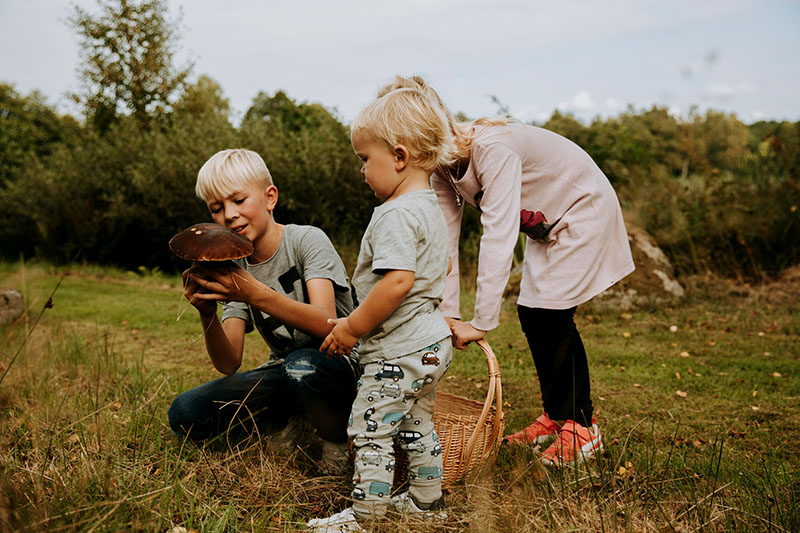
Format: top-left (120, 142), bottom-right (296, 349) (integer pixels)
top-left (1, 0), bottom-right (798, 279)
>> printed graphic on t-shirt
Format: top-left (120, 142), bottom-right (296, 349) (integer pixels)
top-left (251, 264), bottom-right (314, 355)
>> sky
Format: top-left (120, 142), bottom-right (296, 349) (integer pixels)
top-left (1, 0), bottom-right (799, 125)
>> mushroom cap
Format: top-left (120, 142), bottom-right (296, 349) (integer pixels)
top-left (169, 223), bottom-right (254, 261)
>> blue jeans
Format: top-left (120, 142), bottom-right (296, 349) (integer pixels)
top-left (168, 349), bottom-right (359, 443)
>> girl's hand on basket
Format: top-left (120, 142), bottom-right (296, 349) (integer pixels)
top-left (448, 319), bottom-right (486, 350)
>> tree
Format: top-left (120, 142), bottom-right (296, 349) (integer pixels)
top-left (69, 0), bottom-right (192, 129)
top-left (173, 75), bottom-right (230, 121)
top-left (0, 84), bottom-right (80, 184)
top-left (240, 91), bottom-right (375, 238)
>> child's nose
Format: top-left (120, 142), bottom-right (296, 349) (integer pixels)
top-left (223, 203), bottom-right (238, 220)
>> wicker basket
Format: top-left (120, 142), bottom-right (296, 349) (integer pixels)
top-left (394, 339), bottom-right (505, 488)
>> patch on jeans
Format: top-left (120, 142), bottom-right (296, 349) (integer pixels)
top-left (285, 359), bottom-right (315, 381)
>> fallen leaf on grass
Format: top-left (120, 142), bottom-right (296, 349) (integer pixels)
top-left (676, 390), bottom-right (688, 398)
top-left (620, 313), bottom-right (633, 320)
top-left (633, 383), bottom-right (642, 389)
top-left (503, 401), bottom-right (511, 408)
top-left (675, 372), bottom-right (682, 379)
top-left (752, 390), bottom-right (758, 397)
top-left (770, 372), bottom-right (782, 378)
top-left (622, 331), bottom-right (631, 338)
top-left (679, 351), bottom-right (691, 358)
top-left (751, 405), bottom-right (760, 411)
top-left (669, 325), bottom-right (678, 333)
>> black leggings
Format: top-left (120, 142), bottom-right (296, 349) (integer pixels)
top-left (517, 305), bottom-right (593, 427)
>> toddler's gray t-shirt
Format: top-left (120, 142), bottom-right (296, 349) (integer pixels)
top-left (352, 189), bottom-right (451, 363)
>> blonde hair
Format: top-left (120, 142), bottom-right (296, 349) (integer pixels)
top-left (376, 76), bottom-right (508, 165)
top-left (195, 149), bottom-right (273, 202)
top-left (352, 87), bottom-right (455, 172)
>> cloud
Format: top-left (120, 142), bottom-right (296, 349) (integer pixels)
top-left (701, 82), bottom-right (757, 103)
top-left (668, 106), bottom-right (684, 118)
top-left (558, 90), bottom-right (595, 112)
top-left (605, 98), bottom-right (622, 111)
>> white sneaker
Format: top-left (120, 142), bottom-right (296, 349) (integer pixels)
top-left (390, 492), bottom-right (447, 520)
top-left (307, 507), bottom-right (365, 532)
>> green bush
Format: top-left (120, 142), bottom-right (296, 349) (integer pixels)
top-left (2, 81), bottom-right (798, 278)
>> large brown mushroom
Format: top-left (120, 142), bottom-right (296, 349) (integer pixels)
top-left (169, 223), bottom-right (253, 262)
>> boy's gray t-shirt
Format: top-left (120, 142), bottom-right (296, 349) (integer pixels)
top-left (222, 224), bottom-right (354, 362)
top-left (352, 189), bottom-right (451, 363)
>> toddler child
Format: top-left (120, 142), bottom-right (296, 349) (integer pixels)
top-left (308, 87), bottom-right (453, 531)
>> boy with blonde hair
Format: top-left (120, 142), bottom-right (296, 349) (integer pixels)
top-left (168, 149), bottom-right (358, 469)
top-left (308, 88), bottom-right (452, 531)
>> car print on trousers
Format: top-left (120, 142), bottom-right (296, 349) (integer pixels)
top-left (398, 431), bottom-right (423, 443)
top-left (367, 383), bottom-right (402, 401)
top-left (408, 466), bottom-right (443, 480)
top-left (360, 450), bottom-right (382, 466)
top-left (369, 481), bottom-right (391, 497)
top-left (404, 441), bottom-right (427, 454)
top-left (382, 412), bottom-right (405, 426)
top-left (364, 407), bottom-right (377, 432)
top-left (374, 363), bottom-right (404, 382)
top-left (403, 413), bottom-right (421, 425)
top-left (411, 376), bottom-right (434, 392)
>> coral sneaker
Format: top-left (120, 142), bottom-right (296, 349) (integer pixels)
top-left (540, 420), bottom-right (603, 466)
top-left (504, 413), bottom-right (560, 446)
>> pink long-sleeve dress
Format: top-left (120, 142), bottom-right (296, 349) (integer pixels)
top-left (431, 122), bottom-right (635, 332)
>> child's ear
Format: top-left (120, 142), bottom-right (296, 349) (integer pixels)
top-left (264, 185), bottom-right (279, 211)
top-left (394, 144), bottom-right (410, 171)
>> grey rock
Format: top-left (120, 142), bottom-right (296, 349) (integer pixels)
top-left (0, 289), bottom-right (25, 326)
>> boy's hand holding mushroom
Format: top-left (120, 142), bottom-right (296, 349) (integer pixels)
top-left (189, 262), bottom-right (256, 306)
top-left (169, 223), bottom-right (255, 315)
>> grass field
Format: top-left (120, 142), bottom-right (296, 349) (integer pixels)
top-left (1, 261), bottom-right (798, 531)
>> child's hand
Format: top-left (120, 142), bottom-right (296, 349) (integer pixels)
top-left (182, 265), bottom-right (217, 318)
top-left (448, 319), bottom-right (486, 350)
top-left (320, 318), bottom-right (358, 357)
top-left (190, 262), bottom-right (255, 304)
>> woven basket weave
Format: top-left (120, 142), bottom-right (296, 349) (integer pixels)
top-left (394, 339), bottom-right (504, 488)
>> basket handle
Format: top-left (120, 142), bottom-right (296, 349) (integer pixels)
top-left (461, 339), bottom-right (504, 464)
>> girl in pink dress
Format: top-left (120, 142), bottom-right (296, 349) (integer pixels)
top-left (378, 76), bottom-right (635, 466)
